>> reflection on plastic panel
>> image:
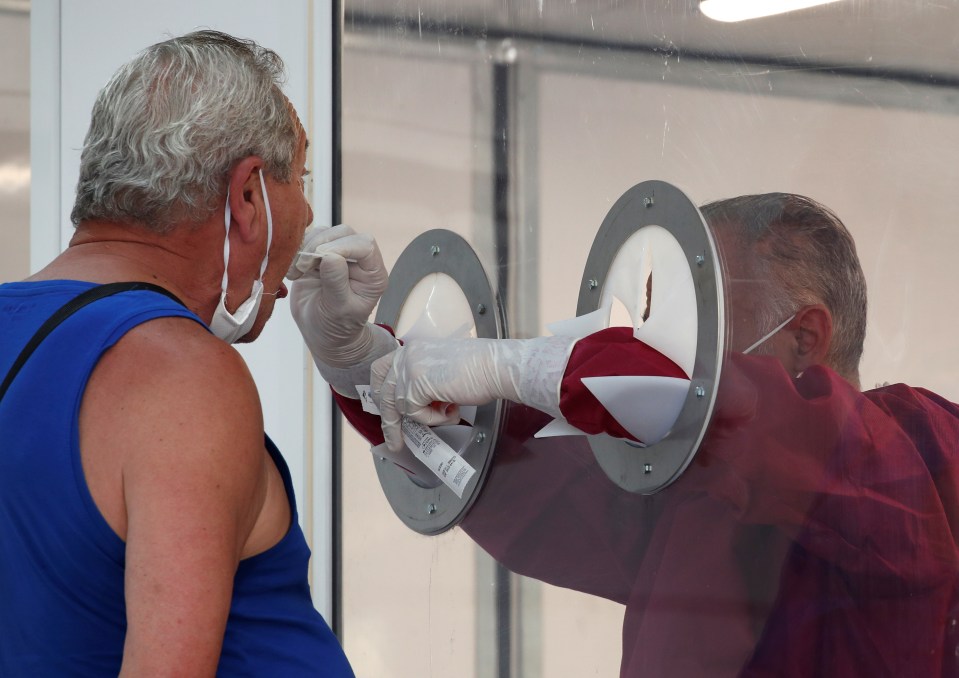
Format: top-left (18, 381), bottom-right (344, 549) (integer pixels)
top-left (341, 1), bottom-right (959, 676)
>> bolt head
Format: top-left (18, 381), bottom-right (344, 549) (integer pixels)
top-left (430, 245), bottom-right (441, 256)
top-left (695, 386), bottom-right (706, 398)
top-left (476, 303), bottom-right (487, 315)
top-left (427, 503), bottom-right (437, 515)
top-left (588, 278), bottom-right (598, 290)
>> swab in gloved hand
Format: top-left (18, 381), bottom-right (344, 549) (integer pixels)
top-left (289, 224), bottom-right (391, 372)
top-left (294, 249), bottom-right (357, 264)
top-left (287, 224), bottom-right (374, 280)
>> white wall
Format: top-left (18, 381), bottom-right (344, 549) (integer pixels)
top-left (30, 0), bottom-right (336, 618)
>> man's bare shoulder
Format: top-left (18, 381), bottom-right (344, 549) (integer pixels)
top-left (112, 314), bottom-right (251, 377)
top-left (80, 315), bottom-right (267, 541)
top-left (87, 313), bottom-right (264, 457)
top-left (91, 315), bottom-right (261, 423)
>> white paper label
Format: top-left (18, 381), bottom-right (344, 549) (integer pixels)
top-left (356, 384), bottom-right (380, 415)
top-left (401, 419), bottom-right (476, 498)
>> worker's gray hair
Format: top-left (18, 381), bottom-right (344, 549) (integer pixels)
top-left (71, 30), bottom-right (298, 232)
top-left (701, 193), bottom-right (868, 382)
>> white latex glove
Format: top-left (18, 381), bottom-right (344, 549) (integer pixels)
top-left (370, 335), bottom-right (576, 452)
top-left (289, 224), bottom-right (390, 370)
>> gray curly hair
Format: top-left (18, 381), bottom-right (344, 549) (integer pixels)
top-left (70, 30), bottom-right (299, 232)
top-left (701, 193), bottom-right (868, 384)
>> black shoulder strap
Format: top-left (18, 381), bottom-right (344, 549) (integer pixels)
top-left (0, 282), bottom-right (186, 404)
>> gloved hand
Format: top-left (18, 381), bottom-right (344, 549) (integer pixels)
top-left (289, 224), bottom-right (390, 369)
top-left (370, 335), bottom-right (576, 452)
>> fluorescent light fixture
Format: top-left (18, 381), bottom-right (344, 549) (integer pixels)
top-left (700, 0), bottom-right (842, 23)
top-left (0, 0), bottom-right (30, 13)
top-left (0, 163), bottom-right (30, 194)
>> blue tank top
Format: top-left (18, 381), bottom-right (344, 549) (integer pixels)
top-left (0, 280), bottom-right (354, 677)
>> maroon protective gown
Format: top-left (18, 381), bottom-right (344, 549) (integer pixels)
top-left (338, 327), bottom-right (959, 677)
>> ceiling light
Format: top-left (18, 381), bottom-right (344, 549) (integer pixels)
top-left (699, 0), bottom-right (842, 23)
top-left (0, 163), bottom-right (30, 194)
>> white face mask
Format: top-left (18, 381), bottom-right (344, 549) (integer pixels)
top-left (209, 170), bottom-right (274, 343)
top-left (743, 313), bottom-right (796, 355)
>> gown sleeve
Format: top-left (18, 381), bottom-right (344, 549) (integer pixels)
top-left (335, 326), bottom-right (959, 597)
top-left (334, 327), bottom-right (959, 675)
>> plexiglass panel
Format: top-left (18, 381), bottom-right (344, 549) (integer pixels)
top-left (0, 7), bottom-right (30, 282)
top-left (341, 3), bottom-right (959, 676)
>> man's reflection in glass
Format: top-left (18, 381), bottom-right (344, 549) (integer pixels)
top-left (316, 193), bottom-right (959, 677)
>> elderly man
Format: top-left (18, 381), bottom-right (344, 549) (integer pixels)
top-left (0, 31), bottom-right (379, 676)
top-left (300, 193), bottom-right (959, 676)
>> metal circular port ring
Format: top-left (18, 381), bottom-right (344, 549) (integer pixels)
top-left (576, 180), bottom-right (726, 494)
top-left (373, 229), bottom-right (506, 534)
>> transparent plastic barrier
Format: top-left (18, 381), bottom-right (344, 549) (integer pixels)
top-left (341, 3), bottom-right (959, 676)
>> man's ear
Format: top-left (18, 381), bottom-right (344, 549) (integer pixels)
top-left (791, 304), bottom-right (833, 373)
top-left (226, 156), bottom-right (265, 244)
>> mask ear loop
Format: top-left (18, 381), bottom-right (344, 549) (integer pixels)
top-left (743, 313), bottom-right (796, 355)
top-left (220, 169), bottom-right (278, 306)
top-left (220, 170), bottom-right (274, 302)
top-left (220, 186), bottom-right (233, 296)
top-left (256, 169), bottom-right (273, 282)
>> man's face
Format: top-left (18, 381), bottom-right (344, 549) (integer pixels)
top-left (239, 110), bottom-right (313, 342)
